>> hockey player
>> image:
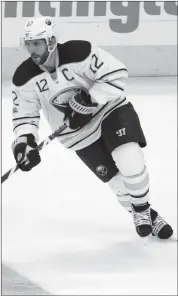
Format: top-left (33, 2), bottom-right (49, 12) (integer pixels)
top-left (11, 17), bottom-right (173, 239)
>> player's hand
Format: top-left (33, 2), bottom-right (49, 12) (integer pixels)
top-left (12, 134), bottom-right (41, 172)
top-left (64, 90), bottom-right (98, 130)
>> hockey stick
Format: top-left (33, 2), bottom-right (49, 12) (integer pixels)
top-left (1, 123), bottom-right (67, 184)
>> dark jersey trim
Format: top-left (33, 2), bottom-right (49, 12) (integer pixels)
top-left (13, 116), bottom-right (40, 121)
top-left (97, 69), bottom-right (128, 81)
top-left (58, 41), bottom-right (91, 66)
top-left (106, 82), bottom-right (124, 91)
top-left (13, 122), bottom-right (38, 131)
top-left (12, 58), bottom-right (44, 87)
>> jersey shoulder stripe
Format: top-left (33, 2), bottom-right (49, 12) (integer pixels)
top-left (12, 57), bottom-right (43, 87)
top-left (58, 40), bottom-right (91, 66)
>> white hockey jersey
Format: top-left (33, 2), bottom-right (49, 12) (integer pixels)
top-left (12, 41), bottom-right (129, 150)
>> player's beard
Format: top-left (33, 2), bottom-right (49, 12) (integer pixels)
top-left (31, 49), bottom-right (49, 65)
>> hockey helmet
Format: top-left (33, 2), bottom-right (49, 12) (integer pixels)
top-left (21, 17), bottom-right (57, 48)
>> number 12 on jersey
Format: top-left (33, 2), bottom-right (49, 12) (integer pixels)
top-left (90, 54), bottom-right (104, 74)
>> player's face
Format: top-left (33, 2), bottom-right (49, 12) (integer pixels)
top-left (25, 39), bottom-right (49, 65)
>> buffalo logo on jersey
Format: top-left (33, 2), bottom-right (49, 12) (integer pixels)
top-left (96, 165), bottom-right (108, 176)
top-left (50, 87), bottom-right (88, 114)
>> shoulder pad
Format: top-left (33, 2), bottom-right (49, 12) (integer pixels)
top-left (12, 58), bottom-right (43, 87)
top-left (58, 41), bottom-right (91, 66)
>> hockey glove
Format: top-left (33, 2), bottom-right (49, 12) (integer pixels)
top-left (12, 134), bottom-right (41, 172)
top-left (64, 90), bottom-right (98, 130)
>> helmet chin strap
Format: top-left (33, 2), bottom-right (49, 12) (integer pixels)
top-left (41, 41), bottom-right (57, 66)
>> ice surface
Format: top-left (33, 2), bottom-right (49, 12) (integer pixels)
top-left (1, 77), bottom-right (177, 295)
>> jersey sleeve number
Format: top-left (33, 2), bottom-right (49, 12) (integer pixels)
top-left (36, 79), bottom-right (49, 92)
top-left (90, 54), bottom-right (104, 74)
